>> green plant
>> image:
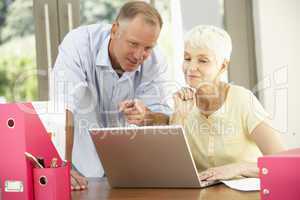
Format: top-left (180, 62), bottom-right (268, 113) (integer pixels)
top-left (0, 54), bottom-right (38, 102)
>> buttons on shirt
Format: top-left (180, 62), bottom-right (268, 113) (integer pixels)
top-left (208, 135), bottom-right (215, 156)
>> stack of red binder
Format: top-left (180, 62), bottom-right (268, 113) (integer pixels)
top-left (258, 148), bottom-right (300, 200)
top-left (0, 103), bottom-right (71, 200)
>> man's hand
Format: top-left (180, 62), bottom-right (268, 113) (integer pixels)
top-left (70, 169), bottom-right (88, 191)
top-left (173, 87), bottom-right (195, 118)
top-left (119, 99), bottom-right (154, 126)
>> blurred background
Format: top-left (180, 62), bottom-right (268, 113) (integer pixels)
top-left (0, 0), bottom-right (299, 154)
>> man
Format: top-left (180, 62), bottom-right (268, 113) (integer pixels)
top-left (52, 1), bottom-right (171, 191)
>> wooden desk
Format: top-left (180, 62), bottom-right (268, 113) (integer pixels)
top-left (72, 178), bottom-right (260, 200)
top-left (0, 178), bottom-right (259, 199)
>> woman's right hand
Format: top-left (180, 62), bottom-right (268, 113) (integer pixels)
top-left (70, 169), bottom-right (88, 190)
top-left (173, 87), bottom-right (195, 118)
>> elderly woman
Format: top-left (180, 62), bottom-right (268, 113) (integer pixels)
top-left (170, 25), bottom-right (285, 181)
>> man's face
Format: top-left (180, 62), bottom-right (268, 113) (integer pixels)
top-left (110, 15), bottom-right (160, 72)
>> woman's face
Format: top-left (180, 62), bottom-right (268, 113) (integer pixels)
top-left (183, 45), bottom-right (224, 88)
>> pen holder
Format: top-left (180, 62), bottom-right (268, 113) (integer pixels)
top-left (33, 162), bottom-right (71, 200)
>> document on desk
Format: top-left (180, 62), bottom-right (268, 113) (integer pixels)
top-left (221, 178), bottom-right (260, 191)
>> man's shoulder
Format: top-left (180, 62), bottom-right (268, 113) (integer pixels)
top-left (65, 23), bottom-right (111, 37)
top-left (149, 46), bottom-right (165, 64)
top-left (141, 47), bottom-right (165, 70)
top-left (141, 47), bottom-right (167, 74)
top-left (60, 23), bottom-right (111, 49)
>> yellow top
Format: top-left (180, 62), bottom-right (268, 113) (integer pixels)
top-left (170, 85), bottom-right (268, 172)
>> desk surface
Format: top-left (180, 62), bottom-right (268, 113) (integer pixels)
top-left (71, 178), bottom-right (260, 200)
top-left (0, 178), bottom-right (259, 200)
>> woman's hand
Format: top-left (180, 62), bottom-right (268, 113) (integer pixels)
top-left (173, 87), bottom-right (195, 118)
top-left (198, 163), bottom-right (245, 181)
top-left (195, 83), bottom-right (222, 114)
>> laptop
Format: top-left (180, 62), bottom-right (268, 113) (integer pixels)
top-left (89, 125), bottom-right (219, 188)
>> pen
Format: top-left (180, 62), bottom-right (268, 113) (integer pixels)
top-left (37, 157), bottom-right (45, 168)
top-left (50, 157), bottom-right (58, 168)
top-left (24, 152), bottom-right (44, 168)
top-left (61, 159), bottom-right (68, 167)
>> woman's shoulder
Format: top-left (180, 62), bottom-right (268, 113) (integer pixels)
top-left (226, 84), bottom-right (259, 111)
top-left (228, 84), bottom-right (255, 100)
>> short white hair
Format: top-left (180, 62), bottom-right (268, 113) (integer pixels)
top-left (184, 25), bottom-right (232, 64)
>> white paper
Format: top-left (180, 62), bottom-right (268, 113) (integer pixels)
top-left (221, 178), bottom-right (260, 191)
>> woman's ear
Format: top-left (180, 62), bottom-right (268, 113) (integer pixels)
top-left (220, 60), bottom-right (229, 73)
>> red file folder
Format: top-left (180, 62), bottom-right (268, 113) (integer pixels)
top-left (258, 148), bottom-right (300, 200)
top-left (33, 162), bottom-right (71, 200)
top-left (0, 103), bottom-right (64, 200)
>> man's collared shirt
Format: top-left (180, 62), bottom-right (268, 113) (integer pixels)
top-left (52, 23), bottom-right (172, 177)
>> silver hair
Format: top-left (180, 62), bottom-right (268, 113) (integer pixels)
top-left (184, 25), bottom-right (232, 64)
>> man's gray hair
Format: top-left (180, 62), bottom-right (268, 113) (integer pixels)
top-left (184, 25), bottom-right (232, 64)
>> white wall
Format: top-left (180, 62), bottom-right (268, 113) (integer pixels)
top-left (180, 0), bottom-right (223, 32)
top-left (253, 0), bottom-right (300, 148)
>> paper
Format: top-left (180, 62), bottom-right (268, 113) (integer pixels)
top-left (221, 178), bottom-right (260, 191)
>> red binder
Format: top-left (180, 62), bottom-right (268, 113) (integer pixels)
top-left (0, 103), bottom-right (65, 200)
top-left (258, 148), bottom-right (300, 200)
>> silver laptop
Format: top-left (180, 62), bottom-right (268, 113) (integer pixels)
top-left (89, 125), bottom-right (219, 188)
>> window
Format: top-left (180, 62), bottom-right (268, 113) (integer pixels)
top-left (155, 0), bottom-right (185, 87)
top-left (80, 0), bottom-right (124, 25)
top-left (0, 0), bottom-right (37, 103)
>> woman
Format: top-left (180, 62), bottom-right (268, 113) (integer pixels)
top-left (170, 25), bottom-right (285, 181)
